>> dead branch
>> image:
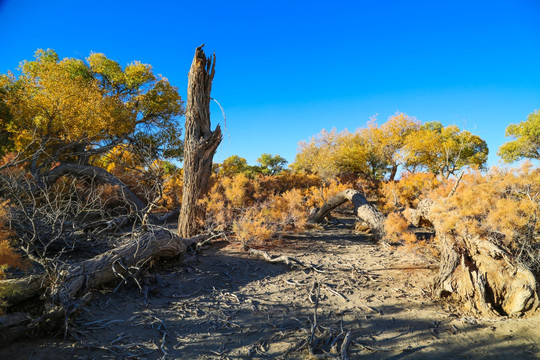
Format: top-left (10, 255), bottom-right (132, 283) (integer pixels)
top-left (248, 248), bottom-right (309, 269)
top-left (308, 189), bottom-right (385, 239)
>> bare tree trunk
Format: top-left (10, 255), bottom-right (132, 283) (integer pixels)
top-left (307, 189), bottom-right (385, 239)
top-left (178, 45), bottom-right (222, 238)
top-left (388, 164), bottom-right (398, 182)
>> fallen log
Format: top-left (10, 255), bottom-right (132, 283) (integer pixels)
top-left (51, 228), bottom-right (187, 306)
top-left (0, 228), bottom-right (205, 345)
top-left (307, 189), bottom-right (385, 239)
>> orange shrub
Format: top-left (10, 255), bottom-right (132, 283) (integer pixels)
top-left (233, 206), bottom-right (276, 249)
top-left (305, 179), bottom-right (351, 209)
top-left (0, 201), bottom-right (26, 279)
top-left (202, 172), bottom-right (323, 245)
top-left (159, 171), bottom-right (183, 210)
top-left (381, 172), bottom-right (440, 213)
top-left (429, 164), bottom-right (540, 270)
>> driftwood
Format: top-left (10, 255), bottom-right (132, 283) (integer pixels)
top-left (0, 229), bottom-right (205, 345)
top-left (178, 45), bottom-right (222, 237)
top-left (307, 189), bottom-right (385, 239)
top-left (408, 199), bottom-right (539, 316)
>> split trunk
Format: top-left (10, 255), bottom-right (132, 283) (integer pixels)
top-left (178, 45), bottom-right (222, 238)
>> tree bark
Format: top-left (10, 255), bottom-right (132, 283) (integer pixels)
top-left (388, 164), bottom-right (398, 182)
top-left (178, 45), bottom-right (222, 238)
top-left (307, 189), bottom-right (385, 239)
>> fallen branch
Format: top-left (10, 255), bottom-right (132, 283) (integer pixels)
top-left (308, 189), bottom-right (385, 239)
top-left (340, 331), bottom-right (352, 360)
top-left (248, 248), bottom-right (308, 268)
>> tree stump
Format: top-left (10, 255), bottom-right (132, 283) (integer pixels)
top-left (178, 45), bottom-right (222, 238)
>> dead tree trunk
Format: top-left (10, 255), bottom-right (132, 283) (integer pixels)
top-left (308, 189), bottom-right (385, 239)
top-left (408, 199), bottom-right (539, 317)
top-left (0, 229), bottom-right (206, 344)
top-left (178, 45), bottom-right (222, 238)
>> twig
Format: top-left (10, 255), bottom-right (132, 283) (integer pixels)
top-left (340, 331), bottom-right (351, 360)
top-left (308, 281), bottom-right (320, 355)
top-left (322, 284), bottom-right (348, 301)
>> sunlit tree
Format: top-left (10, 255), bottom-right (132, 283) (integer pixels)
top-left (402, 122), bottom-right (488, 178)
top-left (0, 49), bottom-right (184, 183)
top-left (257, 153), bottom-right (287, 175)
top-left (498, 110), bottom-right (540, 162)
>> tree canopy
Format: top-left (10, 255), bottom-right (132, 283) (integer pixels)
top-left (0, 49), bottom-right (184, 179)
top-left (498, 110), bottom-right (540, 162)
top-left (401, 122), bottom-right (488, 178)
top-left (257, 153), bottom-right (288, 175)
top-left (293, 114), bottom-right (488, 180)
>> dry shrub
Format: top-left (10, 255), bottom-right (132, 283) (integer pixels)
top-left (429, 164), bottom-right (540, 271)
top-left (233, 206), bottom-right (275, 249)
top-left (232, 189), bottom-right (309, 249)
top-left (223, 173), bottom-right (255, 207)
top-left (253, 172), bottom-right (321, 201)
top-left (384, 212), bottom-right (411, 243)
top-left (381, 172), bottom-right (440, 213)
top-left (305, 179), bottom-right (351, 209)
top-left (384, 211), bottom-right (438, 259)
top-left (0, 201), bottom-right (27, 312)
top-left (159, 171), bottom-right (183, 210)
top-left (201, 173), bottom-right (256, 231)
top-left (202, 172), bottom-right (319, 247)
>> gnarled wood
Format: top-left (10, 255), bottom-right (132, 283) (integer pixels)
top-left (410, 198), bottom-right (539, 317)
top-left (178, 45), bottom-right (222, 238)
top-left (51, 229), bottom-right (187, 305)
top-left (307, 189), bottom-right (385, 239)
top-left (43, 163), bottom-right (147, 212)
top-left (0, 229), bottom-right (205, 345)
top-left (0, 275), bottom-right (44, 305)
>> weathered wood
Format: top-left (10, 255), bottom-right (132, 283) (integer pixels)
top-left (0, 230), bottom-right (192, 306)
top-left (410, 198), bottom-right (539, 316)
top-left (51, 229), bottom-right (187, 305)
top-left (0, 229), bottom-right (205, 345)
top-left (43, 163), bottom-right (147, 212)
top-left (178, 45), bottom-right (222, 238)
top-left (0, 275), bottom-right (44, 305)
top-left (307, 189), bottom-right (385, 239)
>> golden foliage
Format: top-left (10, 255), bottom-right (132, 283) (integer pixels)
top-left (293, 114), bottom-right (487, 181)
top-left (201, 172), bottom-right (324, 246)
top-left (0, 49), bottom-right (184, 167)
top-left (160, 171), bottom-right (183, 210)
top-left (429, 164), bottom-right (540, 269)
top-left (233, 206), bottom-right (276, 249)
top-left (381, 172), bottom-right (440, 212)
top-left (304, 179), bottom-right (351, 209)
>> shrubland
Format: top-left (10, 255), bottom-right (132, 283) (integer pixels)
top-left (0, 47), bottom-right (539, 326)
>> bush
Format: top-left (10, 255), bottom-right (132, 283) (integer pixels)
top-left (429, 164), bottom-right (540, 272)
top-left (381, 172), bottom-right (440, 213)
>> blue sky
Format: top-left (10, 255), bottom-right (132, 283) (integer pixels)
top-left (1, 0), bottom-right (539, 167)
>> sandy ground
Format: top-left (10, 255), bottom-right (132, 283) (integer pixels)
top-left (1, 217), bottom-right (539, 359)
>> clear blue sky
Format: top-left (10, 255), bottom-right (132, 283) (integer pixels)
top-left (1, 0), bottom-right (539, 167)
